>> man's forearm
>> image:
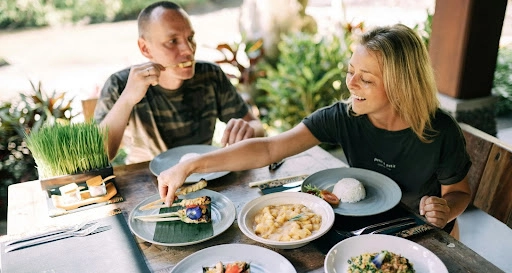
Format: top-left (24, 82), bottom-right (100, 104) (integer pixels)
top-left (100, 97), bottom-right (134, 160)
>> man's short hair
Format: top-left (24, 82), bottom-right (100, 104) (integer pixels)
top-left (137, 1), bottom-right (182, 38)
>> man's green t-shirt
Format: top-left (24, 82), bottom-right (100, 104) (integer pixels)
top-left (95, 61), bottom-right (249, 163)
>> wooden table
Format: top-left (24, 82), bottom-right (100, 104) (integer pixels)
top-left (5, 146), bottom-right (504, 272)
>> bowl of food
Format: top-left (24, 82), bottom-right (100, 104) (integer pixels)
top-left (324, 234), bottom-right (448, 273)
top-left (238, 192), bottom-right (335, 249)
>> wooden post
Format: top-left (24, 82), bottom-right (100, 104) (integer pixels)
top-left (429, 0), bottom-right (508, 99)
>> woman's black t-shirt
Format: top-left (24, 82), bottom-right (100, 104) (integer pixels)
top-left (302, 102), bottom-right (471, 212)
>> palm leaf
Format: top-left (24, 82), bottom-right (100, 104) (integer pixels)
top-left (153, 200), bottom-right (213, 243)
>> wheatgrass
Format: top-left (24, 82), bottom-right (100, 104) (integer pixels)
top-left (25, 121), bottom-right (109, 178)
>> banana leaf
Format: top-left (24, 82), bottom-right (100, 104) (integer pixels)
top-left (153, 200), bottom-right (213, 243)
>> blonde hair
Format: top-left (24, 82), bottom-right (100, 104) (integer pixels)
top-left (351, 24), bottom-right (439, 142)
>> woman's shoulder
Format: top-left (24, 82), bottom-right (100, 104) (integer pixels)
top-left (432, 108), bottom-right (459, 128)
top-left (431, 108), bottom-right (464, 138)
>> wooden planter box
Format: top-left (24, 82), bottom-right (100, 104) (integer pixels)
top-left (40, 165), bottom-right (115, 198)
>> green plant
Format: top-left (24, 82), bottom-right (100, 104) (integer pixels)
top-left (0, 0), bottom-right (209, 30)
top-left (0, 81), bottom-right (76, 184)
top-left (413, 9), bottom-right (434, 48)
top-left (25, 121), bottom-right (109, 179)
top-left (0, 0), bottom-right (50, 29)
top-left (492, 45), bottom-right (512, 116)
top-left (255, 31), bottom-right (351, 132)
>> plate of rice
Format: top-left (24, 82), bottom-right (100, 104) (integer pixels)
top-left (324, 234), bottom-right (448, 273)
top-left (301, 167), bottom-right (401, 216)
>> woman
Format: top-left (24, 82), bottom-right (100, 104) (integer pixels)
top-left (158, 24), bottom-right (472, 238)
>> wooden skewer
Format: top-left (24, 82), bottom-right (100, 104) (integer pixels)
top-left (139, 179), bottom-right (208, 211)
top-left (248, 174), bottom-right (309, 187)
top-left (166, 61), bottom-right (193, 68)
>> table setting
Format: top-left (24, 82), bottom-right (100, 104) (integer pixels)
top-left (3, 145), bottom-right (504, 273)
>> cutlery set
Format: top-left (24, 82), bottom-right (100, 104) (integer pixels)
top-left (334, 217), bottom-right (418, 237)
top-left (4, 221), bottom-right (111, 253)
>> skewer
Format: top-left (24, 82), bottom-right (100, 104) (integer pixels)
top-left (139, 179), bottom-right (208, 211)
top-left (135, 199), bottom-right (211, 223)
top-left (166, 61), bottom-right (194, 68)
top-left (248, 174), bottom-right (309, 187)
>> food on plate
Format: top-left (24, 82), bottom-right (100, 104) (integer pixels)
top-left (139, 179), bottom-right (208, 210)
top-left (135, 196), bottom-right (211, 223)
top-left (303, 184), bottom-right (340, 206)
top-left (203, 261), bottom-right (250, 273)
top-left (179, 152), bottom-right (201, 163)
top-left (332, 178), bottom-right (366, 203)
top-left (253, 204), bottom-right (321, 241)
top-left (176, 178), bottom-right (208, 196)
top-left (347, 250), bottom-right (415, 273)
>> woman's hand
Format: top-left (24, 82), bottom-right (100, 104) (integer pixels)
top-left (419, 195), bottom-right (451, 228)
top-left (157, 164), bottom-right (189, 206)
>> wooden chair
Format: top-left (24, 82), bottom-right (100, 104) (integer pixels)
top-left (460, 123), bottom-right (512, 228)
top-left (81, 98), bottom-right (98, 121)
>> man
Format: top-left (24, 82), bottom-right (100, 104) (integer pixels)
top-left (94, 1), bottom-right (265, 163)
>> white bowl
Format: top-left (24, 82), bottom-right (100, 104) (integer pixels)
top-left (324, 234), bottom-right (448, 273)
top-left (238, 192), bottom-right (335, 249)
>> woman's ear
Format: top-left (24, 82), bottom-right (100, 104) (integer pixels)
top-left (138, 38), bottom-right (152, 59)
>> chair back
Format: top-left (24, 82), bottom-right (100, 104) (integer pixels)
top-left (460, 123), bottom-right (512, 228)
top-left (81, 98), bottom-right (98, 121)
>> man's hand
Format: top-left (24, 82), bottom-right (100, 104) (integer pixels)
top-left (123, 62), bottom-right (165, 105)
top-left (419, 195), bottom-right (451, 228)
top-left (220, 118), bottom-right (255, 147)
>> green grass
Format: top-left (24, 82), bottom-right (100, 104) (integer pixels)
top-left (25, 121), bottom-right (109, 178)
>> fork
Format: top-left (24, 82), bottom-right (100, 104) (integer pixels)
top-left (4, 222), bottom-right (101, 253)
top-left (368, 221), bottom-right (417, 234)
top-left (336, 217), bottom-right (414, 237)
top-left (4, 220), bottom-right (96, 246)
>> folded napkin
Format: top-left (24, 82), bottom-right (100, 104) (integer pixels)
top-left (256, 174), bottom-right (309, 194)
top-left (1, 213), bottom-right (151, 273)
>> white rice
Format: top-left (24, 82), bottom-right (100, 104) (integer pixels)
top-left (332, 178), bottom-right (366, 203)
top-left (179, 152), bottom-right (201, 163)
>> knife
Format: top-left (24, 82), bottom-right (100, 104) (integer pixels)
top-left (261, 180), bottom-right (304, 194)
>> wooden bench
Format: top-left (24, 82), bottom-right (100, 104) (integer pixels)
top-left (460, 123), bottom-right (512, 228)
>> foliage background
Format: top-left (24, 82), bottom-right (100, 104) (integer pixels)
top-left (0, 0), bottom-right (207, 29)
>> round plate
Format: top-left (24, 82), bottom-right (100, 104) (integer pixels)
top-left (324, 234), bottom-right (448, 273)
top-left (301, 167), bottom-right (401, 216)
top-left (128, 189), bottom-right (235, 246)
top-left (149, 144), bottom-right (230, 183)
top-left (171, 243), bottom-right (297, 273)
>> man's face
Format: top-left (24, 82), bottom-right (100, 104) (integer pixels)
top-left (141, 8), bottom-right (196, 80)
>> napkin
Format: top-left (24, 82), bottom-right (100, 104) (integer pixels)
top-left (256, 174), bottom-right (309, 194)
top-left (312, 204), bottom-right (431, 254)
top-left (1, 213), bottom-right (151, 273)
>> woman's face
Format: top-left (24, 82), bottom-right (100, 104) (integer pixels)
top-left (140, 8), bottom-right (197, 80)
top-left (346, 45), bottom-right (393, 118)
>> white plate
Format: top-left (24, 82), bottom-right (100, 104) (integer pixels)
top-left (324, 234), bottom-right (448, 273)
top-left (149, 144), bottom-right (230, 183)
top-left (171, 244), bottom-right (297, 273)
top-left (128, 189), bottom-right (235, 246)
top-left (302, 168), bottom-right (402, 216)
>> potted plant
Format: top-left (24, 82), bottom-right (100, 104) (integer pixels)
top-left (255, 31), bottom-right (352, 133)
top-left (25, 121), bottom-right (109, 179)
